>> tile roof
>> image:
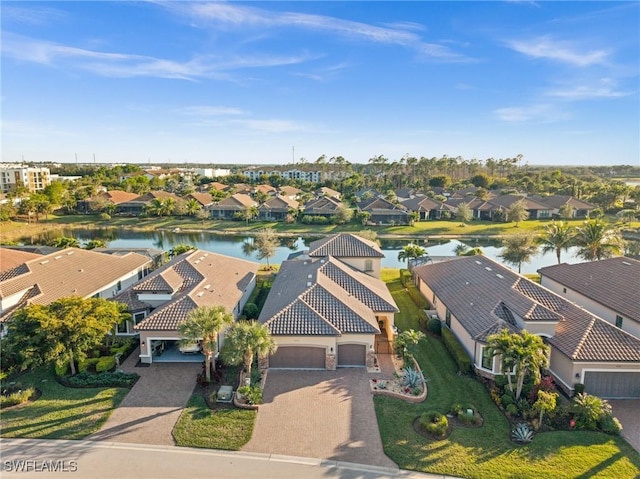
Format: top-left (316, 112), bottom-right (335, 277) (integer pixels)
top-left (186, 192), bottom-right (214, 206)
top-left (0, 248), bottom-right (41, 273)
top-left (486, 194), bottom-right (550, 211)
top-left (538, 257), bottom-right (640, 321)
top-left (303, 197), bottom-right (343, 213)
top-left (308, 233), bottom-right (384, 258)
top-left (101, 190), bottom-right (140, 204)
top-left (111, 288), bottom-right (150, 312)
top-left (400, 196), bottom-right (453, 212)
top-left (260, 196), bottom-right (299, 210)
top-left (358, 197), bottom-right (408, 213)
top-left (134, 250), bottom-right (259, 331)
top-left (259, 255), bottom-right (395, 336)
top-left (413, 256), bottom-right (640, 362)
top-left (0, 247), bottom-right (151, 307)
top-left (533, 195), bottom-right (595, 210)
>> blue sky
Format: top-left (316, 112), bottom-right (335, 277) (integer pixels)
top-left (2, 1), bottom-right (638, 166)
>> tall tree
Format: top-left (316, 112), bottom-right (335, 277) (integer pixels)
top-left (185, 198), bottom-right (202, 216)
top-left (573, 219), bottom-right (623, 261)
top-left (6, 297), bottom-right (127, 375)
top-left (254, 228), bottom-right (278, 270)
top-left (456, 203), bottom-right (473, 223)
top-left (506, 199), bottom-right (529, 225)
top-left (499, 234), bottom-right (538, 273)
top-left (537, 221), bottom-right (575, 264)
top-left (221, 320), bottom-right (277, 380)
top-left (178, 306), bottom-right (233, 382)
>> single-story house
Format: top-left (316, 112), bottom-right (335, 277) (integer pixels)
top-left (315, 187), bottom-right (341, 200)
top-left (258, 255), bottom-right (398, 370)
top-left (257, 196), bottom-right (299, 221)
top-left (116, 191), bottom-right (183, 216)
top-left (538, 257), bottom-right (640, 339)
top-left (184, 192), bottom-right (214, 208)
top-left (413, 256), bottom-right (640, 398)
top-left (207, 194), bottom-right (257, 220)
top-left (484, 195), bottom-right (553, 220)
top-left (278, 185), bottom-right (302, 200)
top-left (0, 247), bottom-right (152, 335)
top-left (302, 196), bottom-right (345, 219)
top-left (533, 195), bottom-right (596, 218)
top-left (121, 250), bottom-right (259, 363)
top-left (76, 190), bottom-right (140, 214)
top-left (357, 197), bottom-right (409, 225)
top-left (400, 196), bottom-right (456, 220)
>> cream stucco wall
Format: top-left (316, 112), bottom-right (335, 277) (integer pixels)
top-left (338, 257), bottom-right (381, 278)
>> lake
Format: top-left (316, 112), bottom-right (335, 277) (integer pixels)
top-left (19, 227), bottom-right (586, 274)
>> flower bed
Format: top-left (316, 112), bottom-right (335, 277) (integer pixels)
top-left (370, 357), bottom-right (427, 403)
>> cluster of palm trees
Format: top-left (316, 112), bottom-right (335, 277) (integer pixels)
top-left (177, 305), bottom-right (276, 383)
top-left (500, 219), bottom-right (624, 274)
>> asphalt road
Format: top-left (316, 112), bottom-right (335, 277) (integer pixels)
top-left (0, 438), bottom-right (459, 479)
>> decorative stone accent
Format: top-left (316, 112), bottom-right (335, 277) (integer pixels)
top-left (325, 353), bottom-right (337, 370)
top-left (366, 350), bottom-right (376, 368)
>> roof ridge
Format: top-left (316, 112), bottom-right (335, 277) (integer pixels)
top-left (298, 292), bottom-right (342, 334)
top-left (571, 315), bottom-right (597, 360)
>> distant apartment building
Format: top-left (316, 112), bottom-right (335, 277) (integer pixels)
top-left (0, 164), bottom-right (51, 194)
top-left (191, 167), bottom-right (231, 178)
top-left (243, 166), bottom-right (342, 183)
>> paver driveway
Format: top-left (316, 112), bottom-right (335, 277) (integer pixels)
top-left (243, 368), bottom-right (397, 469)
top-left (89, 350), bottom-right (200, 446)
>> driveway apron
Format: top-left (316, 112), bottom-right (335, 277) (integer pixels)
top-left (243, 368), bottom-right (396, 469)
top-left (89, 349), bottom-right (200, 446)
top-left (609, 399), bottom-right (640, 453)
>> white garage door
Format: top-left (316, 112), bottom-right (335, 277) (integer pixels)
top-left (337, 344), bottom-right (366, 367)
top-left (269, 346), bottom-right (326, 369)
top-left (583, 371), bottom-right (640, 399)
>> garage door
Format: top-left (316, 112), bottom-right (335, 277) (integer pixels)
top-left (338, 344), bottom-right (366, 367)
top-left (269, 346), bottom-right (325, 369)
top-left (584, 371), bottom-right (640, 399)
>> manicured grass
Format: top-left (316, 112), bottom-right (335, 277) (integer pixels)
top-left (172, 395), bottom-right (256, 450)
top-left (0, 367), bottom-right (128, 439)
top-left (378, 271), bottom-right (640, 479)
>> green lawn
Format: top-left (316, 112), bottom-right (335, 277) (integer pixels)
top-left (0, 367), bottom-right (128, 439)
top-left (172, 395), bottom-right (256, 450)
top-left (378, 270), bottom-right (640, 479)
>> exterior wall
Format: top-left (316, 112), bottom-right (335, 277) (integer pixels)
top-left (541, 276), bottom-right (640, 338)
top-left (0, 289), bottom-right (31, 314)
top-left (376, 313), bottom-right (395, 338)
top-left (137, 293), bottom-right (174, 307)
top-left (91, 269), bottom-right (145, 299)
top-left (521, 322), bottom-right (558, 338)
top-left (338, 257), bottom-right (381, 278)
top-left (0, 165), bottom-right (51, 193)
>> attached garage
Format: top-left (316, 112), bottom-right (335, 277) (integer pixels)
top-left (270, 346), bottom-right (326, 369)
top-left (584, 371), bottom-right (640, 399)
top-left (337, 344), bottom-right (366, 367)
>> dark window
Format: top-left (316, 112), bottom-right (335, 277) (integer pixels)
top-left (481, 347), bottom-right (493, 370)
top-left (563, 287), bottom-right (567, 293)
top-left (364, 259), bottom-right (373, 272)
top-left (133, 312), bottom-right (146, 324)
top-left (117, 321), bottom-right (127, 333)
top-left (445, 309), bottom-right (451, 328)
top-left (615, 315), bottom-right (623, 328)
top-left (117, 280), bottom-right (122, 292)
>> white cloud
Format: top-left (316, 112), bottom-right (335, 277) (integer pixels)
top-left (546, 79), bottom-right (634, 100)
top-left (494, 103), bottom-right (569, 123)
top-left (1, 5), bottom-right (66, 25)
top-left (167, 2), bottom-right (471, 62)
top-left (507, 35), bottom-right (610, 66)
top-left (179, 105), bottom-right (247, 116)
top-left (1, 33), bottom-right (314, 81)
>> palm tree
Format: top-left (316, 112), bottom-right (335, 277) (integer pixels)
top-left (185, 198), bottom-right (202, 216)
top-left (573, 219), bottom-right (623, 261)
top-left (49, 236), bottom-right (81, 248)
top-left (178, 306), bottom-right (233, 382)
top-left (221, 320), bottom-right (277, 380)
top-left (397, 243), bottom-right (427, 265)
top-left (537, 221), bottom-right (575, 264)
top-left (499, 234), bottom-right (538, 274)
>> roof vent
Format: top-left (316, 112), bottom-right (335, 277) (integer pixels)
top-left (496, 274), bottom-right (504, 279)
top-left (194, 260), bottom-right (200, 264)
top-left (79, 269), bottom-right (84, 272)
top-left (307, 274), bottom-right (312, 279)
top-left (475, 260), bottom-right (481, 265)
top-left (67, 251), bottom-right (74, 255)
top-left (197, 292), bottom-right (204, 297)
top-left (622, 261), bottom-right (631, 266)
top-left (485, 267), bottom-right (492, 271)
top-left (203, 284), bottom-right (211, 289)
top-left (54, 255), bottom-right (62, 260)
top-left (306, 282), bottom-right (312, 287)
top-left (40, 260), bottom-right (49, 265)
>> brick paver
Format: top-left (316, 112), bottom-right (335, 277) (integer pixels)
top-left (89, 349), bottom-right (201, 446)
top-left (243, 367), bottom-right (397, 469)
top-left (609, 399), bottom-right (640, 453)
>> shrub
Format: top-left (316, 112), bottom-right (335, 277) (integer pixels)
top-left (528, 375), bottom-right (556, 402)
top-left (506, 403), bottom-right (519, 416)
top-left (548, 404), bottom-right (572, 430)
top-left (420, 411), bottom-right (448, 437)
top-left (243, 303), bottom-right (259, 320)
top-left (79, 358), bottom-right (100, 374)
top-left (245, 386), bottom-right (263, 405)
top-left (457, 408), bottom-right (482, 426)
top-left (494, 374), bottom-right (509, 390)
top-left (572, 393), bottom-right (610, 430)
top-left (573, 383), bottom-right (585, 396)
top-left (511, 423), bottom-right (534, 443)
top-left (61, 371), bottom-right (138, 388)
top-left (96, 356), bottom-right (116, 373)
top-left (411, 387), bottom-right (422, 396)
top-left (501, 393), bottom-right (514, 407)
top-left (598, 414), bottom-right (622, 435)
top-left (441, 327), bottom-right (472, 374)
top-left (99, 213), bottom-right (111, 221)
top-left (427, 317), bottom-right (441, 336)
top-left (0, 387), bottom-right (35, 407)
top-left (55, 363), bottom-right (69, 376)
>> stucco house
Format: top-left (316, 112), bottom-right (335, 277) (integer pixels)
top-left (538, 257), bottom-right (640, 339)
top-left (302, 196), bottom-right (345, 219)
top-left (400, 196), bottom-right (456, 220)
top-left (116, 250), bottom-right (259, 364)
top-left (116, 191), bottom-right (183, 216)
top-left (257, 195), bottom-right (299, 221)
top-left (357, 197), bottom-right (410, 225)
top-left (306, 233), bottom-right (385, 278)
top-left (0, 247), bottom-right (152, 335)
top-left (534, 195), bottom-right (596, 218)
top-left (258, 255), bottom-right (398, 370)
top-left (207, 194), bottom-right (257, 220)
top-left (413, 256), bottom-right (640, 398)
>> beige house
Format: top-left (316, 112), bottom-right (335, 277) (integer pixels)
top-left (0, 247), bottom-right (152, 335)
top-left (259, 256), bottom-right (398, 370)
top-left (413, 256), bottom-right (640, 399)
top-left (121, 250), bottom-right (259, 364)
top-left (306, 233), bottom-right (384, 278)
top-left (539, 257), bottom-right (640, 339)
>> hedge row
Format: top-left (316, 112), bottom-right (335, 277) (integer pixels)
top-left (441, 327), bottom-right (472, 374)
top-left (59, 371), bottom-right (138, 388)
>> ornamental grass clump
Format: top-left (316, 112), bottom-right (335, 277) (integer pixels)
top-left (420, 411), bottom-right (448, 437)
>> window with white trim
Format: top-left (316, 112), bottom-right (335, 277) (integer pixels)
top-left (481, 347), bottom-right (493, 371)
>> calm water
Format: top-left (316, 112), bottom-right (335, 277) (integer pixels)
top-left (20, 227), bottom-right (586, 274)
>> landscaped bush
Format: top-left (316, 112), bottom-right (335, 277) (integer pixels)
top-left (506, 403), bottom-right (519, 416)
top-left (402, 366), bottom-right (423, 389)
top-left (96, 356), bottom-right (116, 373)
top-left (0, 387), bottom-right (36, 408)
top-left (511, 422), bottom-right (534, 443)
top-left (573, 383), bottom-right (585, 396)
top-left (60, 371), bottom-right (138, 388)
top-left (237, 385), bottom-right (263, 405)
top-left (598, 413), bottom-right (622, 435)
top-left (301, 215), bottom-right (329, 225)
top-left (79, 358), bottom-right (100, 373)
top-left (427, 317), bottom-right (441, 335)
top-left (501, 393), bottom-right (514, 407)
top-left (243, 303), bottom-right (259, 319)
top-left (441, 327), bottom-right (472, 374)
top-left (420, 411), bottom-right (448, 437)
top-left (458, 408), bottom-right (482, 426)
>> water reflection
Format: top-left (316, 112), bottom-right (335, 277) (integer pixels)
top-left (19, 227), bottom-right (588, 274)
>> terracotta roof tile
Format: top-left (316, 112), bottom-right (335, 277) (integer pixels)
top-left (308, 233), bottom-right (384, 258)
